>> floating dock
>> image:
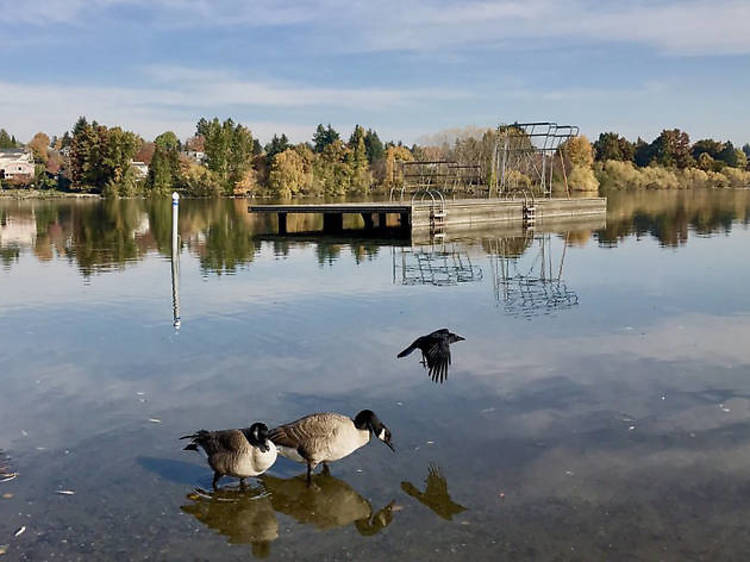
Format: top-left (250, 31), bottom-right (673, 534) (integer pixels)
top-left (249, 197), bottom-right (606, 236)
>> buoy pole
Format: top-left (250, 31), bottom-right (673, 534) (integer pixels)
top-left (171, 192), bottom-right (181, 329)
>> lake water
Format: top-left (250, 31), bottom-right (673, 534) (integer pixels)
top-left (1, 189), bottom-right (750, 560)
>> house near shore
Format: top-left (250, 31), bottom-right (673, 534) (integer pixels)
top-left (0, 149), bottom-right (35, 183)
top-left (131, 161), bottom-right (148, 180)
top-left (182, 149), bottom-right (206, 164)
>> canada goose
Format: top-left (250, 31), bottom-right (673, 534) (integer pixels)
top-left (397, 328), bottom-right (465, 383)
top-left (181, 486), bottom-right (278, 556)
top-left (269, 410), bottom-right (394, 484)
top-left (180, 422), bottom-right (277, 489)
top-left (262, 472), bottom-right (396, 535)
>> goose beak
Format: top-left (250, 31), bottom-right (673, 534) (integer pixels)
top-left (385, 438), bottom-right (395, 452)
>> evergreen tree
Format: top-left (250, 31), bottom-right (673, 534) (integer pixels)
top-left (312, 123), bottom-right (340, 153)
top-left (364, 129), bottom-right (384, 164)
top-left (0, 129), bottom-right (15, 149)
top-left (147, 131), bottom-right (181, 195)
top-left (265, 134), bottom-right (290, 159)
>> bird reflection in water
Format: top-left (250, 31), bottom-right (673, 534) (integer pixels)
top-left (401, 464), bottom-right (466, 520)
top-left (181, 485), bottom-right (278, 558)
top-left (182, 472), bottom-right (397, 557)
top-left (262, 472), bottom-right (397, 536)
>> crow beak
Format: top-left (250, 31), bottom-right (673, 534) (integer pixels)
top-left (456, 335), bottom-right (466, 342)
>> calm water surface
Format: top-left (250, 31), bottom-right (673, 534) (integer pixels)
top-left (1, 189), bottom-right (750, 560)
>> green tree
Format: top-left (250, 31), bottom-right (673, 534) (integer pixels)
top-left (265, 134), bottom-right (290, 159)
top-left (593, 132), bottom-right (635, 162)
top-left (364, 128), bottom-right (384, 164)
top-left (313, 123), bottom-right (340, 153)
top-left (650, 129), bottom-right (694, 168)
top-left (633, 137), bottom-right (652, 167)
top-left (147, 131), bottom-right (181, 196)
top-left (197, 117), bottom-right (255, 194)
top-left (69, 118), bottom-right (139, 194)
top-left (743, 143), bottom-right (750, 160)
top-left (716, 141), bottom-right (739, 167)
top-left (0, 129), bottom-right (16, 149)
top-left (691, 138), bottom-right (724, 161)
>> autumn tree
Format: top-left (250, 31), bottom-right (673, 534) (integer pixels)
top-left (268, 148), bottom-right (308, 198)
top-left (312, 140), bottom-right (353, 196)
top-left (383, 145), bottom-right (414, 188)
top-left (562, 135), bottom-right (599, 191)
top-left (28, 132), bottom-right (51, 164)
top-left (348, 125), bottom-right (371, 192)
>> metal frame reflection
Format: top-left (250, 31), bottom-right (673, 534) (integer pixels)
top-left (488, 232), bottom-right (578, 317)
top-left (392, 243), bottom-right (483, 287)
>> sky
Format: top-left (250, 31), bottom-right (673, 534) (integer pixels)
top-left (0, 0), bottom-right (749, 146)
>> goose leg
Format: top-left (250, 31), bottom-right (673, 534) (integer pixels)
top-left (321, 462), bottom-right (331, 476)
top-left (239, 478), bottom-right (247, 490)
top-left (306, 463), bottom-right (312, 486)
top-left (212, 472), bottom-right (221, 491)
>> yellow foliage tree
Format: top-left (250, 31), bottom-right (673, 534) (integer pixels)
top-left (28, 132), bottom-right (50, 164)
top-left (384, 146), bottom-right (414, 188)
top-left (269, 148), bottom-right (309, 198)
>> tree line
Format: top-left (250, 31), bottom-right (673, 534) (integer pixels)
top-left (2, 119), bottom-right (749, 195)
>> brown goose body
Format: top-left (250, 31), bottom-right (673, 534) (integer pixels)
top-left (181, 423), bottom-right (277, 489)
top-left (269, 410), bottom-right (393, 484)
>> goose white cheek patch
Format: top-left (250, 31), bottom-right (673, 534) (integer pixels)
top-left (378, 428), bottom-right (386, 440)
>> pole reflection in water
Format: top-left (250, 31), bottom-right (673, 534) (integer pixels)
top-left (262, 473), bottom-right (396, 536)
top-left (171, 192), bottom-right (181, 329)
top-left (401, 464), bottom-right (466, 521)
top-left (488, 231), bottom-right (578, 318)
top-left (181, 486), bottom-right (277, 558)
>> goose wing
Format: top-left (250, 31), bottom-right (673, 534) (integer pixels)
top-left (182, 429), bottom-right (249, 456)
top-left (424, 337), bottom-right (451, 383)
top-left (269, 413), bottom-right (348, 455)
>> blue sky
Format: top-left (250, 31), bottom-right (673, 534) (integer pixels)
top-left (1, 0), bottom-right (749, 146)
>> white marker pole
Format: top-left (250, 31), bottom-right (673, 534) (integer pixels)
top-left (171, 192), bottom-right (181, 329)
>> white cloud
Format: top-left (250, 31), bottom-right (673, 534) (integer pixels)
top-left (3, 0), bottom-right (750, 55)
top-left (0, 70), bottom-right (468, 141)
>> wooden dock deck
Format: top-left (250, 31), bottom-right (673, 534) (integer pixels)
top-left (249, 197), bottom-right (606, 235)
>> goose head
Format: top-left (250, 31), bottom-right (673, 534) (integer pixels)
top-left (245, 423), bottom-right (272, 452)
top-left (354, 410), bottom-right (395, 452)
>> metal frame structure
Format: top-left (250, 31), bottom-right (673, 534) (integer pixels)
top-left (487, 232), bottom-right (578, 317)
top-left (394, 161), bottom-right (483, 200)
top-left (491, 122), bottom-right (579, 199)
